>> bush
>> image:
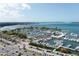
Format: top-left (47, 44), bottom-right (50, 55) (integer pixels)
top-left (17, 33), bottom-right (27, 39)
top-left (2, 30), bottom-right (27, 39)
top-left (18, 52), bottom-right (22, 56)
top-left (29, 42), bottom-right (54, 50)
top-left (40, 27), bottom-right (49, 30)
top-left (56, 47), bottom-right (79, 55)
top-left (56, 47), bottom-right (70, 53)
top-left (2, 30), bottom-right (8, 33)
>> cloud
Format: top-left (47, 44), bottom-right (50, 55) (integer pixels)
top-left (0, 3), bottom-right (31, 18)
top-left (22, 4), bottom-right (31, 10)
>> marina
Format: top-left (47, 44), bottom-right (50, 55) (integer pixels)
top-left (0, 3), bottom-right (79, 56)
top-left (0, 22), bottom-right (79, 56)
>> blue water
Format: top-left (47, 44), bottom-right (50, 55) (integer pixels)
top-left (31, 22), bottom-right (79, 49)
top-left (45, 39), bottom-right (79, 49)
top-left (0, 22), bottom-right (79, 34)
top-left (0, 22), bottom-right (79, 49)
top-left (31, 22), bottom-right (79, 34)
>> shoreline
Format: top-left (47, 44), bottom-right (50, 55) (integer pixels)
top-left (0, 24), bottom-right (79, 56)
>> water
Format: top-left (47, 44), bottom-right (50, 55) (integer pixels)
top-left (44, 39), bottom-right (79, 49)
top-left (30, 22), bottom-right (79, 49)
top-left (0, 22), bottom-right (79, 34)
top-left (31, 22), bottom-right (79, 34)
top-left (0, 22), bottom-right (79, 50)
top-left (63, 40), bottom-right (79, 49)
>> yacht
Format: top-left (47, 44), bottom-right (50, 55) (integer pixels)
top-left (75, 46), bottom-right (79, 51)
top-left (67, 44), bottom-right (72, 48)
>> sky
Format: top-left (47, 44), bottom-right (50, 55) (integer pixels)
top-left (0, 3), bottom-right (79, 22)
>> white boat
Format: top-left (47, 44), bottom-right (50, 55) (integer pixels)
top-left (67, 44), bottom-right (72, 48)
top-left (75, 46), bottom-right (79, 51)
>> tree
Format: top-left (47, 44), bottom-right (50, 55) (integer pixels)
top-left (57, 47), bottom-right (70, 53)
top-left (2, 30), bottom-right (8, 33)
top-left (18, 52), bottom-right (22, 56)
top-left (40, 27), bottom-right (49, 30)
top-left (30, 26), bottom-right (33, 29)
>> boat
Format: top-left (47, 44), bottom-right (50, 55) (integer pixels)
top-left (67, 44), bottom-right (72, 48)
